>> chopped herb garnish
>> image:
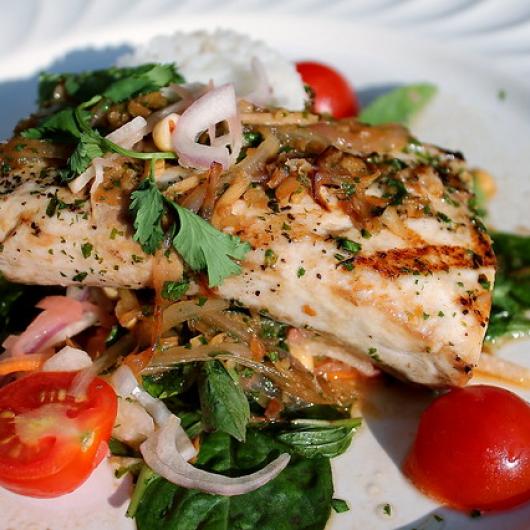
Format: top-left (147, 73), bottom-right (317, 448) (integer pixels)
top-left (110, 227), bottom-right (122, 240)
top-left (337, 238), bottom-right (361, 255)
top-left (268, 351), bottom-right (280, 362)
top-left (436, 211), bottom-right (452, 224)
top-left (81, 242), bottom-right (93, 258)
top-left (478, 275), bottom-right (491, 290)
top-left (297, 267), bottom-right (306, 278)
top-left (242, 131), bottom-right (263, 148)
top-left (264, 248), bottom-right (278, 268)
top-left (72, 271), bottom-right (88, 282)
top-left (331, 499), bottom-right (350, 513)
top-left (367, 347), bottom-right (381, 362)
top-left (161, 280), bottom-right (189, 301)
top-left (339, 182), bottom-right (356, 198)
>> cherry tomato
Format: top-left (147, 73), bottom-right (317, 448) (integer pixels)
top-left (405, 385), bottom-right (530, 512)
top-left (0, 371), bottom-right (117, 498)
top-left (296, 61), bottom-right (359, 118)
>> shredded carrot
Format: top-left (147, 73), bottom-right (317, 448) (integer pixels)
top-left (0, 353), bottom-right (49, 376)
top-left (264, 398), bottom-right (284, 420)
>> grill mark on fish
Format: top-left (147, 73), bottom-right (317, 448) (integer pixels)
top-left (355, 244), bottom-right (496, 279)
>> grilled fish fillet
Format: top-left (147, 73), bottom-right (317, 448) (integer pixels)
top-left (0, 120), bottom-right (495, 386)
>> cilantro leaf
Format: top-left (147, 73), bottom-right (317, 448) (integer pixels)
top-left (168, 200), bottom-right (251, 287)
top-left (21, 108), bottom-right (86, 140)
top-left (104, 64), bottom-right (182, 103)
top-left (68, 133), bottom-right (104, 176)
top-left (129, 177), bottom-right (166, 255)
top-left (359, 83), bottom-right (437, 126)
top-left (38, 64), bottom-right (184, 108)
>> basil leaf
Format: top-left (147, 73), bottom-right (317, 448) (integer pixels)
top-left (359, 83), bottom-right (437, 126)
top-left (275, 417), bottom-right (362, 459)
top-left (134, 430), bottom-right (333, 530)
top-left (142, 364), bottom-right (197, 400)
top-left (199, 361), bottom-right (250, 442)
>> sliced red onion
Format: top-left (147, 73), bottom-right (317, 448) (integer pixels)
top-left (113, 399), bottom-right (155, 446)
top-left (42, 345), bottom-right (93, 372)
top-left (112, 366), bottom-right (196, 461)
top-left (172, 84), bottom-right (242, 170)
top-left (2, 296), bottom-right (97, 357)
top-left (105, 116), bottom-right (148, 150)
top-left (141, 416), bottom-right (290, 496)
top-left (147, 83), bottom-right (209, 133)
top-left (244, 57), bottom-right (273, 107)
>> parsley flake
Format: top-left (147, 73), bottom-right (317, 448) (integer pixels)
top-left (161, 280), bottom-right (190, 301)
top-left (81, 243), bottom-right (93, 258)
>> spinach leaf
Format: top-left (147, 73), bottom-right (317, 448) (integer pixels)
top-left (359, 83), bottom-right (437, 126)
top-left (486, 232), bottom-right (530, 342)
top-left (199, 361), bottom-right (250, 442)
top-left (0, 276), bottom-right (26, 342)
top-left (274, 417), bottom-right (362, 459)
top-left (134, 430), bottom-right (333, 530)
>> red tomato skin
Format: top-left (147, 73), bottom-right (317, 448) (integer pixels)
top-left (296, 61), bottom-right (359, 118)
top-left (0, 372), bottom-right (117, 498)
top-left (405, 385), bottom-right (530, 512)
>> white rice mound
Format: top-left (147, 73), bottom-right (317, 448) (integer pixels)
top-left (117, 29), bottom-right (307, 111)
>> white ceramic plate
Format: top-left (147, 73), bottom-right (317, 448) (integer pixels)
top-left (1, 2), bottom-right (530, 529)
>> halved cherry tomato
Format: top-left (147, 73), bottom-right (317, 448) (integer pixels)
top-left (296, 61), bottom-right (359, 118)
top-left (405, 385), bottom-right (530, 512)
top-left (0, 371), bottom-right (117, 498)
